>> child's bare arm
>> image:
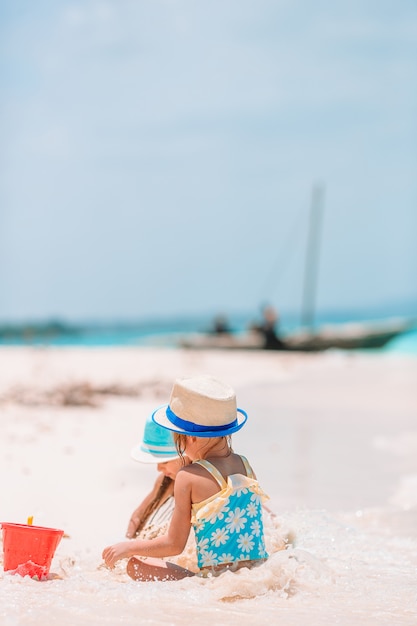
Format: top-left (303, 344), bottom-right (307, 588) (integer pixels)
top-left (103, 470), bottom-right (192, 567)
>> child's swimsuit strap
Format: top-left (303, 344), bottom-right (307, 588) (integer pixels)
top-left (239, 455), bottom-right (255, 479)
top-left (193, 459), bottom-right (227, 488)
top-left (193, 455), bottom-right (254, 486)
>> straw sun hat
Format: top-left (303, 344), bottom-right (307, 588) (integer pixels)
top-left (131, 414), bottom-right (179, 464)
top-left (152, 375), bottom-right (247, 438)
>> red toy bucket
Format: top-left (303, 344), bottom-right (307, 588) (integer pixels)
top-left (1, 522), bottom-right (64, 580)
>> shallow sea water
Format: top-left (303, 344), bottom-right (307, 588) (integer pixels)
top-left (1, 503), bottom-right (417, 626)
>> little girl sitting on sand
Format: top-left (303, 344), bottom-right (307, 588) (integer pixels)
top-left (102, 374), bottom-right (269, 581)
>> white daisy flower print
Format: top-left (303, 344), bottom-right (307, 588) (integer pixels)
top-left (197, 537), bottom-right (210, 552)
top-left (193, 519), bottom-right (205, 532)
top-left (218, 553), bottom-right (234, 564)
top-left (246, 501), bottom-right (258, 518)
top-left (250, 519), bottom-right (261, 536)
top-left (211, 528), bottom-right (229, 547)
top-left (250, 491), bottom-right (262, 505)
top-left (258, 543), bottom-right (267, 558)
top-left (234, 486), bottom-right (248, 497)
top-left (206, 504), bottom-right (230, 524)
top-left (237, 533), bottom-right (254, 553)
top-left (201, 550), bottom-right (218, 567)
top-left (225, 507), bottom-right (247, 533)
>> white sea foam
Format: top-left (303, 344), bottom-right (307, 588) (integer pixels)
top-left (1, 506), bottom-right (416, 626)
top-left (1, 348), bottom-right (416, 625)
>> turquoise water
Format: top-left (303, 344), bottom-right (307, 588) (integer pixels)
top-left (0, 312), bottom-right (416, 355)
top-left (382, 326), bottom-right (417, 355)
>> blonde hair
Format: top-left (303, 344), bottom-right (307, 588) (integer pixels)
top-left (173, 433), bottom-right (188, 462)
top-left (173, 433), bottom-right (232, 461)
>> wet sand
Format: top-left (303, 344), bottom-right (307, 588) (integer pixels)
top-left (0, 346), bottom-right (416, 625)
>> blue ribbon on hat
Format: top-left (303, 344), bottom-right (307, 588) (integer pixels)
top-left (166, 406), bottom-right (240, 433)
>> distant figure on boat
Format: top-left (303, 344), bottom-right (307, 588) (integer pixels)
top-left (210, 314), bottom-right (232, 335)
top-left (251, 305), bottom-right (289, 350)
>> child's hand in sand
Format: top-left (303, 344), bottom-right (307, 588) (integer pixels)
top-left (102, 541), bottom-right (134, 568)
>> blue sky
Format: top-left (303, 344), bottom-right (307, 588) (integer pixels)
top-left (1, 1), bottom-right (416, 323)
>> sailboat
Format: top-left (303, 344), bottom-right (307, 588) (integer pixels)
top-left (180, 185), bottom-right (415, 351)
top-left (272, 184), bottom-right (415, 351)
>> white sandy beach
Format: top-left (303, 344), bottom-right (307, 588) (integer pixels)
top-left (1, 346), bottom-right (417, 625)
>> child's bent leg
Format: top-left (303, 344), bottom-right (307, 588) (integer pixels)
top-left (127, 557), bottom-right (195, 582)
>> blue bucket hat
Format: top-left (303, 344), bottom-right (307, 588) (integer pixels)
top-left (131, 414), bottom-right (179, 463)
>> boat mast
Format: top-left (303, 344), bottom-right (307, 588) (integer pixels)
top-left (301, 183), bottom-right (325, 330)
